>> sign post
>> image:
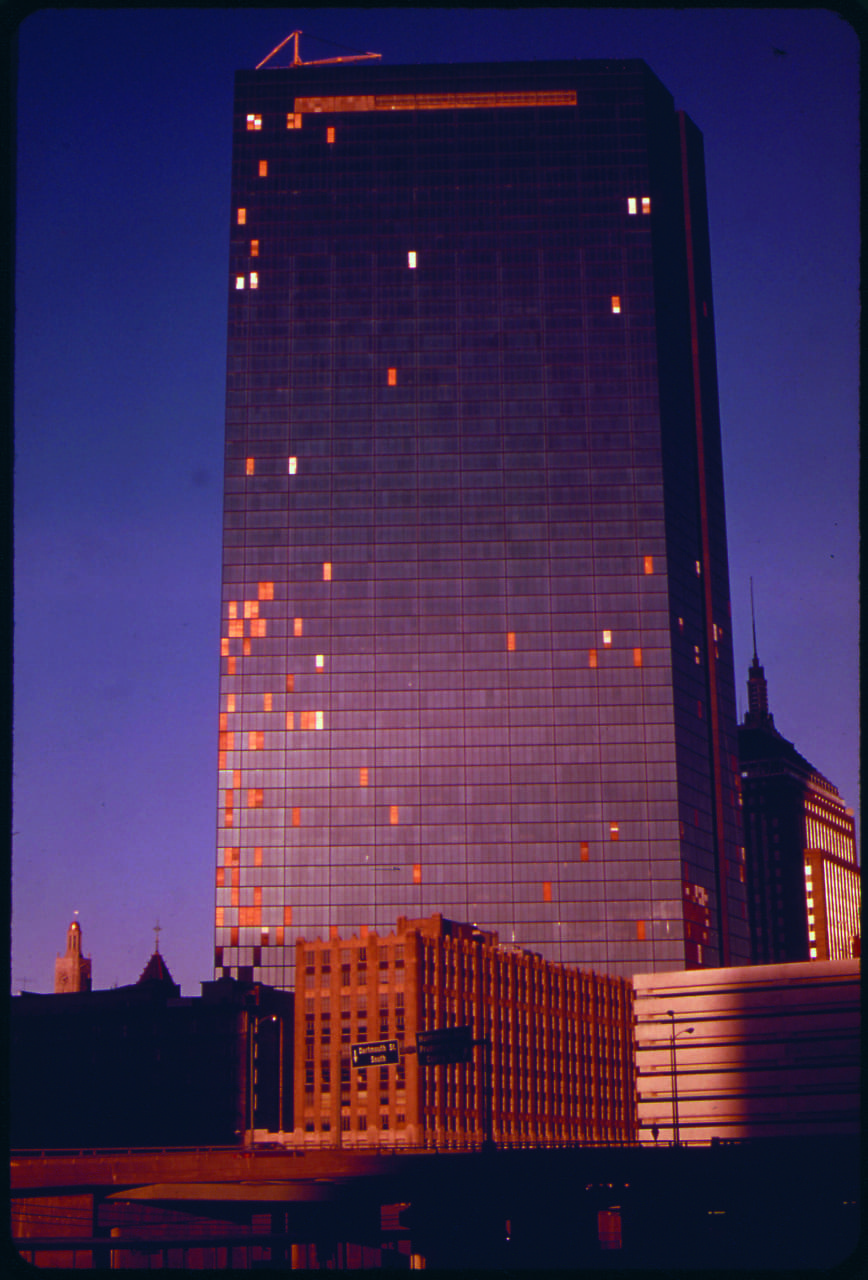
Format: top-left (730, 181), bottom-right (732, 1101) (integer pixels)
top-left (351, 1039), bottom-right (400, 1069)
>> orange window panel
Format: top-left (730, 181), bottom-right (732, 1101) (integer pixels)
top-left (387, 367), bottom-right (397, 386)
top-left (237, 208), bottom-right (246, 225)
top-left (225, 848), bottom-right (238, 865)
top-left (218, 752), bottom-right (226, 770)
top-left (636, 920), bottom-right (646, 941)
top-left (359, 767), bottom-right (369, 787)
top-left (294, 618), bottom-right (303, 637)
top-left (215, 906), bottom-right (224, 927)
top-left (228, 620), bottom-right (243, 638)
top-left (323, 562), bottom-right (332, 581)
top-left (248, 788), bottom-right (264, 808)
top-left (219, 712), bottom-right (227, 731)
top-left (285, 674), bottom-right (295, 693)
top-left (228, 602), bottom-right (238, 619)
top-left (258, 159), bottom-right (268, 177)
top-left (633, 648), bottom-right (643, 668)
top-left (276, 927), bottom-right (285, 945)
top-left (263, 692), bottom-right (272, 712)
top-left (285, 712), bottom-right (294, 731)
top-left (611, 295), bottom-right (621, 314)
top-left (246, 457), bottom-right (255, 475)
top-left (219, 731), bottom-right (235, 751)
top-left (258, 581), bottom-right (274, 601)
top-left (287, 112), bottom-right (302, 129)
top-left (216, 868), bottom-right (225, 888)
top-left (243, 638), bottom-right (251, 656)
top-left (232, 771), bottom-right (241, 788)
top-left (227, 694), bottom-right (236, 713)
top-left (284, 906), bottom-right (293, 926)
top-left (390, 805), bottom-right (399, 826)
top-left (220, 638), bottom-right (229, 657)
top-left (253, 886), bottom-right (262, 907)
top-left (644, 555), bottom-right (654, 575)
top-left (292, 807), bottom-right (301, 828)
top-left (315, 654), bottom-right (324, 670)
top-left (588, 649), bottom-right (598, 669)
top-left (580, 841), bottom-right (590, 862)
top-left (249, 731), bottom-right (264, 750)
top-left (227, 656), bottom-right (236, 676)
top-left (231, 886), bottom-right (239, 907)
top-left (250, 239), bottom-right (259, 257)
top-left (224, 790), bottom-right (234, 808)
top-left (326, 126), bottom-right (335, 143)
top-left (246, 114), bottom-right (262, 131)
top-left (250, 619), bottom-right (267, 638)
top-left (261, 929), bottom-right (269, 947)
top-left (507, 632), bottom-right (516, 652)
top-left (543, 881), bottom-right (552, 903)
top-left (254, 847), bottom-right (263, 867)
top-left (230, 927), bottom-right (239, 946)
top-left (413, 863), bottom-right (422, 884)
top-left (244, 600), bottom-right (259, 619)
top-left (609, 822), bottom-right (620, 841)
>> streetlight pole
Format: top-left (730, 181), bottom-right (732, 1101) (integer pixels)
top-left (665, 1010), bottom-right (693, 1145)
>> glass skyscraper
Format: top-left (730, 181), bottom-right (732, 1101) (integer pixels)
top-left (215, 58), bottom-right (750, 986)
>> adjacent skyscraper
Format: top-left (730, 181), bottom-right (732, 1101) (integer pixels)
top-left (215, 58), bottom-right (750, 987)
top-left (739, 647), bottom-right (860, 963)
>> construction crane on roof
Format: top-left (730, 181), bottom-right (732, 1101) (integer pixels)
top-left (256, 30), bottom-right (381, 71)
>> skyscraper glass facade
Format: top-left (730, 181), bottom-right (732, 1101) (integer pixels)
top-left (215, 59), bottom-right (750, 986)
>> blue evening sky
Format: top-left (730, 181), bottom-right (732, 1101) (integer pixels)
top-left (12, 8), bottom-right (860, 994)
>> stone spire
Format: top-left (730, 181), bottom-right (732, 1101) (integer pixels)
top-left (744, 580), bottom-right (775, 730)
top-left (54, 915), bottom-right (93, 993)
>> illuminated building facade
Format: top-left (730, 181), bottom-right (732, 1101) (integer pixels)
top-left (292, 914), bottom-right (635, 1147)
top-left (739, 649), bottom-right (860, 963)
top-left (215, 58), bottom-right (750, 988)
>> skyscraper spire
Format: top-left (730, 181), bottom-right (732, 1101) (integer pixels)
top-left (744, 580), bottom-right (774, 729)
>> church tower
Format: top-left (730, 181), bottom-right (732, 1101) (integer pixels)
top-left (54, 918), bottom-right (92, 993)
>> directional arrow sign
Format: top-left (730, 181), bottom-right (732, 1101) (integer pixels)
top-left (351, 1040), bottom-right (399, 1068)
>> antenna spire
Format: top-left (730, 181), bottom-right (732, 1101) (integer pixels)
top-left (154, 920), bottom-right (162, 954)
top-left (750, 577), bottom-right (758, 660)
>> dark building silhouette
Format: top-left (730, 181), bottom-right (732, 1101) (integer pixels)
top-left (11, 948), bottom-right (293, 1148)
top-left (215, 57), bottom-right (750, 988)
top-left (54, 918), bottom-right (92, 993)
top-left (738, 645), bottom-right (859, 963)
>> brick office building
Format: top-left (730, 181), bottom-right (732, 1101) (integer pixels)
top-left (293, 914), bottom-right (635, 1147)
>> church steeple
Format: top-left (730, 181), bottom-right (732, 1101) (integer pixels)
top-left (744, 580), bottom-right (775, 730)
top-left (54, 915), bottom-right (93, 993)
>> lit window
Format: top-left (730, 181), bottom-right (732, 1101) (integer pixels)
top-left (387, 368), bottom-right (397, 386)
top-left (215, 906), bottom-right (224, 926)
top-left (326, 126), bottom-right (335, 143)
top-left (694, 645), bottom-right (701, 665)
top-left (292, 807), bottom-right (301, 827)
top-left (315, 654), bottom-right (324, 670)
top-left (580, 841), bottom-right (590, 862)
top-left (235, 276), bottom-right (245, 290)
top-left (323, 562), bottom-right (332, 581)
top-left (248, 788), bottom-right (264, 808)
top-left (258, 159), bottom-right (268, 177)
top-left (641, 196), bottom-right (651, 214)
top-left (288, 456), bottom-right (297, 475)
top-left (250, 618), bottom-right (267, 638)
top-left (250, 240), bottom-right (259, 257)
top-left (244, 600), bottom-right (259, 619)
top-left (602, 630), bottom-right (612, 647)
top-left (258, 581), bottom-right (274, 601)
top-left (221, 638), bottom-right (229, 657)
top-left (633, 647), bottom-right (643, 668)
top-left (228, 602), bottom-right (238, 619)
top-left (237, 208), bottom-right (246, 225)
top-left (360, 767), bottom-right (369, 787)
top-left (285, 712), bottom-right (294, 731)
top-left (507, 632), bottom-right (516, 652)
top-left (243, 638), bottom-right (251, 656)
top-left (644, 555), bottom-right (654, 575)
top-left (294, 618), bottom-right (303, 637)
top-left (285, 674), bottom-right (295, 693)
top-left (228, 620), bottom-right (243, 638)
top-left (249, 731), bottom-right (264, 751)
top-left (611, 296), bottom-right (621, 314)
top-left (636, 920), bottom-right (646, 941)
top-left (695, 560), bottom-right (702, 576)
top-left (284, 905), bottom-right (293, 926)
top-left (227, 694), bottom-right (236, 713)
top-left (413, 862), bottom-right (421, 883)
top-left (246, 457), bottom-right (255, 475)
top-left (543, 881), bottom-right (552, 903)
top-left (227, 657), bottom-right (236, 674)
top-left (246, 114), bottom-right (262, 131)
top-left (263, 693), bottom-right (272, 712)
top-left (677, 617), bottom-right (684, 632)
top-left (609, 822), bottom-right (620, 842)
top-left (588, 649), bottom-right (598, 669)
top-left (315, 710), bottom-right (324, 731)
top-left (408, 251), bottom-right (417, 269)
top-left (390, 805), bottom-right (399, 826)
top-left (627, 197), bottom-right (637, 215)
top-left (287, 113), bottom-right (302, 129)
top-left (250, 272), bottom-right (259, 289)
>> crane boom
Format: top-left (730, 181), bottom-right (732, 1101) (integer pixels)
top-left (256, 30), bottom-right (381, 71)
